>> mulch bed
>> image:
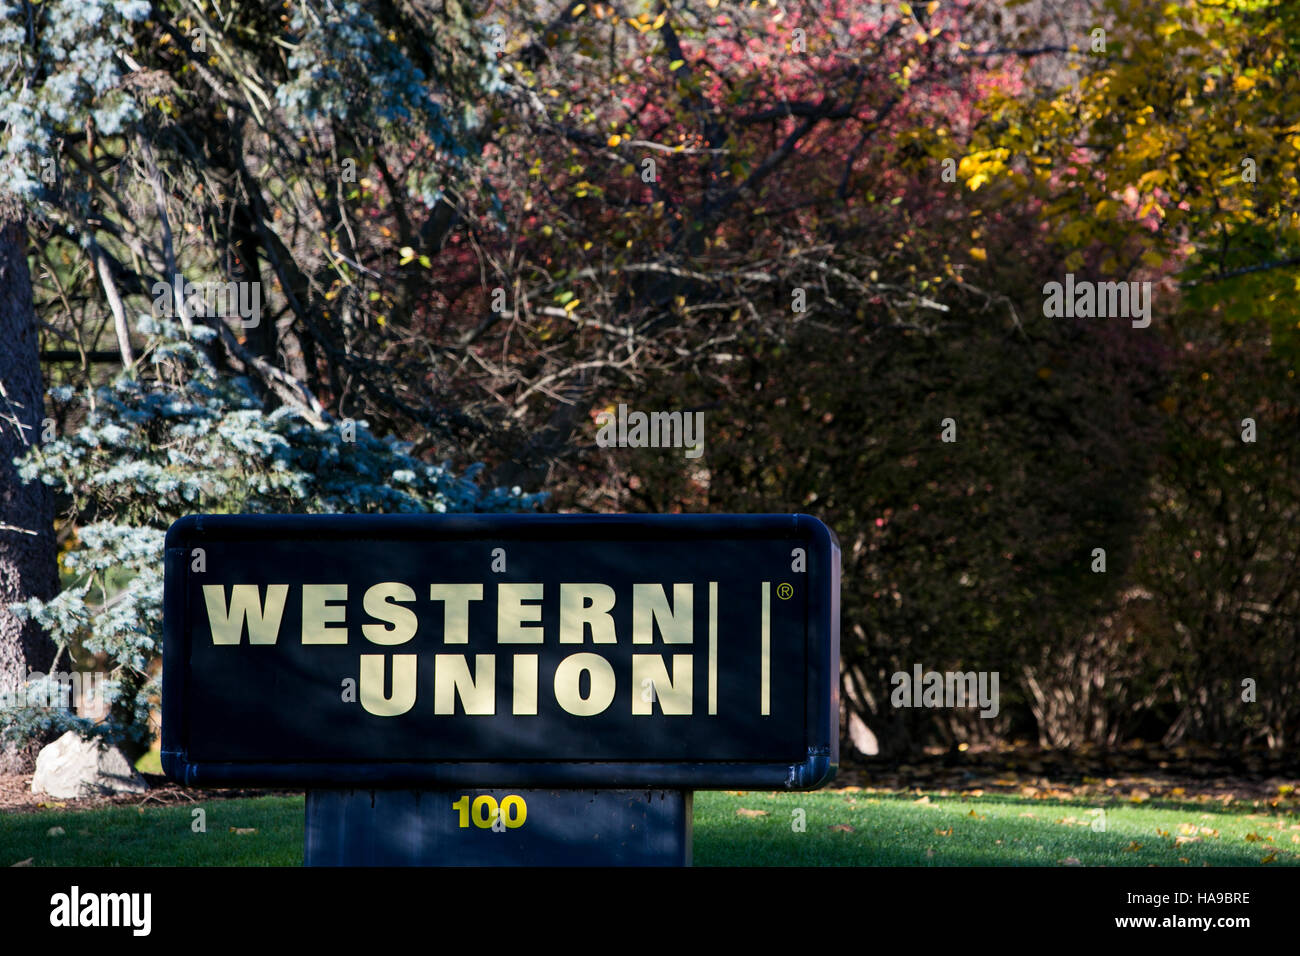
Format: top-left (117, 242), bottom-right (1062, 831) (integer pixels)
top-left (833, 744), bottom-right (1300, 807)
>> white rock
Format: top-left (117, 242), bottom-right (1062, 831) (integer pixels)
top-left (30, 731), bottom-right (147, 799)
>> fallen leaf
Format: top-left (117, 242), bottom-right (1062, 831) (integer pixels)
top-left (1058, 857), bottom-right (1082, 866)
top-left (1156, 828), bottom-right (1170, 838)
top-left (829, 824), bottom-right (854, 832)
top-left (10, 859), bottom-right (33, 867)
top-left (46, 827), bottom-right (65, 838)
top-left (723, 790), bottom-right (749, 796)
top-left (735, 808), bottom-right (767, 818)
top-left (1244, 832), bottom-right (1261, 842)
top-left (229, 827), bottom-right (257, 835)
top-left (934, 827), bottom-right (953, 837)
top-left (37, 802), bottom-right (67, 809)
top-left (913, 795), bottom-right (931, 805)
top-left (1261, 852), bottom-right (1277, 864)
top-left (1123, 841), bottom-right (1143, 852)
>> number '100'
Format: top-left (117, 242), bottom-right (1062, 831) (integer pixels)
top-left (451, 794), bottom-right (527, 829)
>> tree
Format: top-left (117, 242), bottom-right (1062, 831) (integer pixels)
top-left (0, 0), bottom-right (529, 759)
top-left (5, 323), bottom-right (543, 757)
top-left (0, 213), bottom-right (58, 772)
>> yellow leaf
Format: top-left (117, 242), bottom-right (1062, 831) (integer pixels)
top-left (607, 134), bottom-right (622, 146)
top-left (736, 808), bottom-right (768, 817)
top-left (1261, 852), bottom-right (1277, 864)
top-left (969, 247), bottom-right (987, 262)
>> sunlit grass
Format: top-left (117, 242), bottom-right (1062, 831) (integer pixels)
top-left (2, 789), bottom-right (1295, 866)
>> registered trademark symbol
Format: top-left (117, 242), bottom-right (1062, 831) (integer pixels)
top-left (776, 582), bottom-right (793, 600)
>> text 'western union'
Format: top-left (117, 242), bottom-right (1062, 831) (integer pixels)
top-left (199, 581), bottom-right (772, 718)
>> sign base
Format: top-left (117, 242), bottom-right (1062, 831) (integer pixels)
top-left (304, 788), bottom-right (692, 866)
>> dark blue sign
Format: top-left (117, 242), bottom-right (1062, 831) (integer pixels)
top-left (162, 514), bottom-right (839, 789)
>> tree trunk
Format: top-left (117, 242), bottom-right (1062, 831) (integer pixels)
top-left (0, 217), bottom-right (58, 773)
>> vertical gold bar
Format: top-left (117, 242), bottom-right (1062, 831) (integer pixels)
top-left (761, 581), bottom-right (770, 716)
top-left (708, 582), bottom-right (718, 715)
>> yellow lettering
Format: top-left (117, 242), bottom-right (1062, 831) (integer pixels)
top-left (498, 583), bottom-right (544, 643)
top-left (203, 584), bottom-right (288, 645)
top-left (302, 584), bottom-right (348, 644)
top-left (559, 583), bottom-right (617, 643)
top-left (632, 583), bottom-right (693, 644)
top-left (361, 582), bottom-right (417, 645)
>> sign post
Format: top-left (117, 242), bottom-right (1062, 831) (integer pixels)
top-left (162, 513), bottom-right (840, 865)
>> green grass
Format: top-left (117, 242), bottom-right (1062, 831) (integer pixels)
top-left (694, 790), bottom-right (1300, 866)
top-left (2, 790), bottom-right (1296, 866)
top-left (1, 797), bottom-right (304, 866)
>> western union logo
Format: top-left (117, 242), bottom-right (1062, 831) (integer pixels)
top-left (199, 580), bottom-right (776, 719)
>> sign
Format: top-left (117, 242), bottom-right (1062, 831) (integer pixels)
top-left (303, 789), bottom-right (693, 866)
top-left (162, 513), bottom-right (840, 789)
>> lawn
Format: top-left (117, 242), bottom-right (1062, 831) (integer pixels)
top-left (2, 789), bottom-right (1296, 867)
